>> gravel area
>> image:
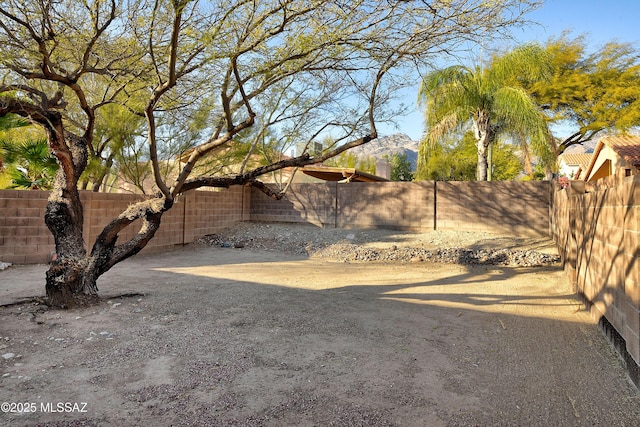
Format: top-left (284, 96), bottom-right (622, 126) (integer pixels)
top-left (1, 223), bottom-right (639, 426)
top-left (197, 222), bottom-right (560, 267)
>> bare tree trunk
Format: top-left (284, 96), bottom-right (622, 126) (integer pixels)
top-left (473, 110), bottom-right (492, 181)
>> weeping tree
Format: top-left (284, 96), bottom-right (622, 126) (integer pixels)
top-left (418, 43), bottom-right (553, 181)
top-left (528, 33), bottom-right (640, 152)
top-left (0, 0), bottom-right (540, 307)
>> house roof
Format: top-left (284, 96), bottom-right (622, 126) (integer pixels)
top-left (558, 153), bottom-right (592, 168)
top-left (604, 135), bottom-right (640, 168)
top-left (581, 135), bottom-right (640, 181)
top-left (300, 165), bottom-right (389, 182)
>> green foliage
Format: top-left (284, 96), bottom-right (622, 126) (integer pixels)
top-left (416, 131), bottom-right (521, 181)
top-left (418, 43), bottom-right (553, 180)
top-left (385, 152), bottom-right (414, 181)
top-left (0, 114), bottom-right (54, 189)
top-left (0, 114), bottom-right (29, 131)
top-left (0, 138), bottom-right (58, 189)
top-left (528, 33), bottom-right (640, 149)
top-left (324, 151), bottom-right (377, 174)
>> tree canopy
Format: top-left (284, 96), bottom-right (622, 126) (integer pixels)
top-left (528, 33), bottom-right (640, 151)
top-left (0, 0), bottom-right (541, 306)
top-left (416, 130), bottom-right (522, 181)
top-left (418, 43), bottom-right (553, 180)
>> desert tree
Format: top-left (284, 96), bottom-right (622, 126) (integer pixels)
top-left (528, 33), bottom-right (640, 152)
top-left (0, 0), bottom-right (541, 307)
top-left (418, 43), bottom-right (553, 180)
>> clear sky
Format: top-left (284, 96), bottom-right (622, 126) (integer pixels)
top-left (386, 0), bottom-right (640, 142)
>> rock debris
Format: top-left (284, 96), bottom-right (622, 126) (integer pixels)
top-left (196, 222), bottom-right (560, 267)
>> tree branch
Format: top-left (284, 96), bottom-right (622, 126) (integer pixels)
top-left (178, 134), bottom-right (374, 193)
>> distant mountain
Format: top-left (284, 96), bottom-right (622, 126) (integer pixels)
top-left (563, 139), bottom-right (597, 154)
top-left (351, 133), bottom-right (419, 170)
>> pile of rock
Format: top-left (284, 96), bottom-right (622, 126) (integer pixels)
top-left (196, 223), bottom-right (560, 267)
top-left (311, 244), bottom-right (559, 267)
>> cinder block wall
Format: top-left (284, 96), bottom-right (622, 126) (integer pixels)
top-left (250, 183), bottom-right (338, 227)
top-left (337, 182), bottom-right (435, 230)
top-left (552, 176), bottom-right (640, 386)
top-left (437, 181), bottom-right (551, 236)
top-left (0, 187), bottom-right (247, 264)
top-left (0, 190), bottom-right (53, 265)
top-left (250, 181), bottom-right (551, 236)
top-left (1, 182), bottom-right (551, 264)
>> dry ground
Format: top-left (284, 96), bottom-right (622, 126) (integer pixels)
top-left (1, 223), bottom-right (639, 426)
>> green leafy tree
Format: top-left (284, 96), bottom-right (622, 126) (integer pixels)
top-left (416, 131), bottom-right (521, 181)
top-left (386, 152), bottom-right (414, 181)
top-left (324, 151), bottom-right (377, 174)
top-left (528, 33), bottom-right (640, 151)
top-left (0, 114), bottom-right (52, 187)
top-left (418, 43), bottom-right (553, 181)
top-left (0, 0), bottom-right (540, 307)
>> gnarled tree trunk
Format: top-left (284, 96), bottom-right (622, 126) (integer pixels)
top-left (45, 194), bottom-right (167, 308)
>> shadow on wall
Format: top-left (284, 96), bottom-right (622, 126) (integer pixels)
top-left (552, 176), bottom-right (640, 388)
top-left (249, 183), bottom-right (337, 227)
top-left (436, 181), bottom-right (550, 237)
top-left (249, 181), bottom-right (551, 237)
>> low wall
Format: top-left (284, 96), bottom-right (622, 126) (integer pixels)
top-left (0, 188), bottom-right (248, 264)
top-left (251, 181), bottom-right (551, 236)
top-left (552, 176), bottom-right (640, 386)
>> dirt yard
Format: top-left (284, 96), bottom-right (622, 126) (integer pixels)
top-left (1, 223), bottom-right (639, 426)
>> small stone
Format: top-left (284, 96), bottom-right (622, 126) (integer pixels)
top-left (2, 353), bottom-right (15, 360)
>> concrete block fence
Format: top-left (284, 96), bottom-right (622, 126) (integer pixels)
top-left (552, 175), bottom-right (640, 386)
top-left (0, 187), bottom-right (247, 264)
top-left (1, 181), bottom-right (551, 264)
top-left (250, 181), bottom-right (551, 237)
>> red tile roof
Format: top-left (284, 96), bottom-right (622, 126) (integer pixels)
top-left (581, 135), bottom-right (640, 181)
top-left (603, 135), bottom-right (640, 168)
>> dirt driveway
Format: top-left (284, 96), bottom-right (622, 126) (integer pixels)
top-left (1, 226), bottom-right (639, 426)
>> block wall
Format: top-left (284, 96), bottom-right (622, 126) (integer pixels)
top-left (0, 190), bottom-right (53, 265)
top-left (250, 183), bottom-right (337, 227)
top-left (0, 187), bottom-right (247, 264)
top-left (250, 181), bottom-right (550, 236)
top-left (336, 182), bottom-right (435, 230)
top-left (552, 176), bottom-right (640, 385)
top-left (437, 181), bottom-right (551, 237)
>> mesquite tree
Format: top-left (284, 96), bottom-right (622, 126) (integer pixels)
top-left (0, 0), bottom-right (539, 307)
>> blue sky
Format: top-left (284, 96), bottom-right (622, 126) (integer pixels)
top-left (386, 0), bottom-right (640, 142)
